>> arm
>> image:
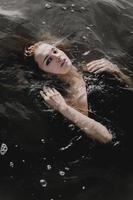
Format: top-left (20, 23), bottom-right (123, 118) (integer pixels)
top-left (113, 69), bottom-right (133, 87)
top-left (40, 87), bottom-right (112, 144)
top-left (59, 104), bottom-right (112, 143)
top-left (83, 58), bottom-right (133, 87)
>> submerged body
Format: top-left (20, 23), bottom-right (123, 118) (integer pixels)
top-left (25, 42), bottom-right (133, 145)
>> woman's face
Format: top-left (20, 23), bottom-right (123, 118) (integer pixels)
top-left (34, 43), bottom-right (73, 75)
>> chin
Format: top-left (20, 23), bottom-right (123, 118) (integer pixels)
top-left (63, 67), bottom-right (72, 75)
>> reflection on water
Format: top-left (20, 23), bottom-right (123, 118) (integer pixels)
top-left (0, 0), bottom-right (133, 199)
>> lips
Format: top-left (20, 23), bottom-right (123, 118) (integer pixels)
top-left (60, 59), bottom-right (66, 67)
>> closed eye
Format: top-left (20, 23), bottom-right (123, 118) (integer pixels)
top-left (43, 55), bottom-right (48, 63)
top-left (46, 57), bottom-right (52, 65)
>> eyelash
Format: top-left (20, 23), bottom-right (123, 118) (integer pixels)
top-left (46, 57), bottom-right (52, 65)
top-left (45, 48), bottom-right (57, 65)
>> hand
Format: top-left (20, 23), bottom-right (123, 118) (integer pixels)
top-left (40, 87), bottom-right (67, 111)
top-left (83, 58), bottom-right (121, 75)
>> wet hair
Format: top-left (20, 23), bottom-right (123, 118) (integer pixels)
top-left (23, 33), bottom-right (108, 113)
top-left (23, 33), bottom-right (72, 112)
top-left (24, 32), bottom-right (74, 75)
top-left (24, 32), bottom-right (72, 57)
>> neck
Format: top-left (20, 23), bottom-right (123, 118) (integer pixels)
top-left (57, 66), bottom-right (83, 85)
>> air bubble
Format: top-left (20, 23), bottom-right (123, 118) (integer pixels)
top-left (40, 179), bottom-right (47, 187)
top-left (68, 124), bottom-right (75, 131)
top-left (47, 164), bottom-right (52, 170)
top-left (0, 143), bottom-right (8, 155)
top-left (65, 167), bottom-right (70, 171)
top-left (59, 170), bottom-right (65, 176)
top-left (10, 161), bottom-right (14, 168)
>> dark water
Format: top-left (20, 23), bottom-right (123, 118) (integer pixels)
top-left (0, 0), bottom-right (133, 199)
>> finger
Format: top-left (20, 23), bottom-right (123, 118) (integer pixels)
top-left (43, 87), bottom-right (51, 96)
top-left (86, 59), bottom-right (104, 67)
top-left (86, 63), bottom-right (104, 72)
top-left (86, 61), bottom-right (105, 71)
top-left (52, 88), bottom-right (60, 94)
top-left (94, 67), bottom-right (107, 74)
top-left (40, 91), bottom-right (49, 100)
top-left (46, 87), bottom-right (55, 95)
top-left (86, 60), bottom-right (100, 66)
top-left (90, 64), bottom-right (107, 73)
top-left (82, 65), bottom-right (88, 71)
top-left (86, 64), bottom-right (97, 71)
top-left (43, 86), bottom-right (48, 93)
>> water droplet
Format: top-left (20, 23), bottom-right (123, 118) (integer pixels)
top-left (71, 9), bottom-right (74, 12)
top-left (45, 3), bottom-right (52, 9)
top-left (113, 141), bottom-right (120, 147)
top-left (82, 36), bottom-right (87, 40)
top-left (71, 4), bottom-right (75, 7)
top-left (0, 143), bottom-right (8, 155)
top-left (42, 21), bottom-right (46, 24)
top-left (41, 138), bottom-right (45, 144)
top-left (86, 26), bottom-right (91, 30)
top-left (65, 167), bottom-right (70, 171)
top-left (62, 6), bottom-right (67, 10)
top-left (82, 50), bottom-right (90, 56)
top-left (59, 170), bottom-right (65, 176)
top-left (81, 6), bottom-right (85, 10)
top-left (82, 186), bottom-right (86, 190)
top-left (47, 164), bottom-right (52, 170)
top-left (40, 179), bottom-right (47, 187)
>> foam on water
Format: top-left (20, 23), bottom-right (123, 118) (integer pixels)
top-left (0, 7), bottom-right (25, 18)
top-left (0, 0), bottom-right (133, 199)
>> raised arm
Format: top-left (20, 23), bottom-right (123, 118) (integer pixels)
top-left (83, 58), bottom-right (133, 88)
top-left (40, 87), bottom-right (112, 144)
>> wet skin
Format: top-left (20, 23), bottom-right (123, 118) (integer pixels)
top-left (34, 43), bottom-right (73, 75)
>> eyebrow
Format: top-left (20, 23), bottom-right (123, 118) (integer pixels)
top-left (43, 55), bottom-right (49, 63)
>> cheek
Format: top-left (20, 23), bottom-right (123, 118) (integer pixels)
top-left (38, 62), bottom-right (50, 72)
top-left (66, 59), bottom-right (72, 67)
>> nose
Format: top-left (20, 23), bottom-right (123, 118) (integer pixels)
top-left (51, 52), bottom-right (62, 63)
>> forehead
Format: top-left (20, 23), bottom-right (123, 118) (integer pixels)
top-left (35, 43), bottom-right (53, 56)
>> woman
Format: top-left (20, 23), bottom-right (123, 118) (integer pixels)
top-left (25, 39), bottom-right (133, 145)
